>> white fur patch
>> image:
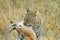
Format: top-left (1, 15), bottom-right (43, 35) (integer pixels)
top-left (17, 21), bottom-right (24, 28)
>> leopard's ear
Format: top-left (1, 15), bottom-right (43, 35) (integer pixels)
top-left (35, 11), bottom-right (37, 13)
top-left (26, 8), bottom-right (32, 12)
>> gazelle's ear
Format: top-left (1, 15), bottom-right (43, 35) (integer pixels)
top-left (10, 21), bottom-right (13, 24)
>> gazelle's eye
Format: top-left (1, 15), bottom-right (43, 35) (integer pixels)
top-left (19, 25), bottom-right (21, 27)
top-left (18, 25), bottom-right (22, 28)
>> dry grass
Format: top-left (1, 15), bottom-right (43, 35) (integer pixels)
top-left (0, 0), bottom-right (60, 40)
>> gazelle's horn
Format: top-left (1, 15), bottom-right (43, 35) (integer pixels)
top-left (7, 24), bottom-right (16, 32)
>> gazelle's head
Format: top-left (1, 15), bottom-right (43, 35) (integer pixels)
top-left (7, 21), bottom-right (24, 32)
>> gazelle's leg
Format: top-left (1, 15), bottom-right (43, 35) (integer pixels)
top-left (17, 33), bottom-right (24, 40)
top-left (20, 26), bottom-right (36, 40)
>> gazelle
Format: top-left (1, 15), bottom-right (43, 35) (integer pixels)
top-left (8, 21), bottom-right (36, 40)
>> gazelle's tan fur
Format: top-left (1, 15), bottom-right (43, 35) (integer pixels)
top-left (8, 21), bottom-right (36, 40)
top-left (16, 25), bottom-right (36, 40)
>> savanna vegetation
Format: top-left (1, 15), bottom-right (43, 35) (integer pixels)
top-left (0, 0), bottom-right (60, 40)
